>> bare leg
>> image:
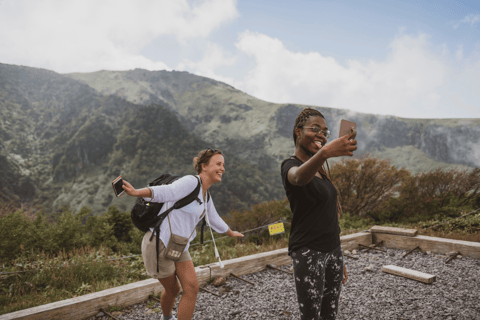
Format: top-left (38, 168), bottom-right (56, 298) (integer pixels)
top-left (158, 272), bottom-right (180, 317)
top-left (175, 260), bottom-right (199, 320)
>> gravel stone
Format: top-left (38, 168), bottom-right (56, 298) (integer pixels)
top-left (84, 248), bottom-right (479, 320)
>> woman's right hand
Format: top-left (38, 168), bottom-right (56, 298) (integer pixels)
top-left (322, 128), bottom-right (357, 158)
top-left (122, 180), bottom-right (138, 197)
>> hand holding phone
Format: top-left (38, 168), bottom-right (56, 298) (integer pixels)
top-left (339, 119), bottom-right (357, 138)
top-left (112, 176), bottom-right (125, 197)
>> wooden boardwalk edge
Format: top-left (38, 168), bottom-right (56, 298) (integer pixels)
top-left (372, 233), bottom-right (480, 259)
top-left (13, 231), bottom-right (480, 320)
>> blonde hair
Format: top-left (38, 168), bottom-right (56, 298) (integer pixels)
top-left (193, 148), bottom-right (224, 174)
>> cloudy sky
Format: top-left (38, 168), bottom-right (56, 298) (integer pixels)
top-left (1, 0), bottom-right (479, 119)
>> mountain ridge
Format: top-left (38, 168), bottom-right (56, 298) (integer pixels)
top-left (1, 62), bottom-right (478, 215)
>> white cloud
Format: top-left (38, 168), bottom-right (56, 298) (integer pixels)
top-left (234, 31), bottom-right (480, 118)
top-left (453, 14), bottom-right (480, 29)
top-left (176, 42), bottom-right (241, 87)
top-left (0, 0), bottom-right (238, 73)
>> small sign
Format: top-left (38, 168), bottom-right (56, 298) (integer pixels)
top-left (268, 222), bottom-right (285, 236)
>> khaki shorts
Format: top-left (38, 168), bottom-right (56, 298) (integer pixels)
top-left (141, 230), bottom-right (192, 279)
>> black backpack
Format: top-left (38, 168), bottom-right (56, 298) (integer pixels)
top-left (131, 174), bottom-right (209, 272)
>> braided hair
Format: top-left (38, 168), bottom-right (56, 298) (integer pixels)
top-left (293, 107), bottom-right (325, 146)
top-left (293, 107), bottom-right (343, 217)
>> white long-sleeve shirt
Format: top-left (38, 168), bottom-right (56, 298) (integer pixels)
top-left (143, 175), bottom-right (229, 253)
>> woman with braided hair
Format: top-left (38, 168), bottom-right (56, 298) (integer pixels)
top-left (281, 107), bottom-right (357, 320)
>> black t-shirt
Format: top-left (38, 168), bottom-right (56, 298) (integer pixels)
top-left (281, 156), bottom-right (341, 255)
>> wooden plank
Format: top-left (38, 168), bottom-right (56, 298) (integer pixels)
top-left (340, 232), bottom-right (372, 252)
top-left (382, 265), bottom-right (436, 284)
top-left (205, 248), bottom-right (290, 279)
top-left (0, 231), bottom-right (371, 320)
top-left (372, 233), bottom-right (480, 259)
top-left (370, 225), bottom-right (418, 237)
top-left (0, 267), bottom-right (209, 320)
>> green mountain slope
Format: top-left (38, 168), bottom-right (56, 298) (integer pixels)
top-left (68, 69), bottom-right (480, 172)
top-left (0, 63), bottom-right (282, 214)
top-left (1, 63), bottom-right (478, 214)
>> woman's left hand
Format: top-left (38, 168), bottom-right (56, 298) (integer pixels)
top-left (343, 265), bottom-right (348, 284)
top-left (226, 229), bottom-right (244, 238)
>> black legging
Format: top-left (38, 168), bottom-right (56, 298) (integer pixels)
top-left (291, 245), bottom-right (344, 320)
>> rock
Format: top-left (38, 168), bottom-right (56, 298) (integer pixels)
top-left (290, 266), bottom-right (294, 272)
top-left (95, 312), bottom-right (104, 317)
top-left (344, 250), bottom-right (351, 255)
top-left (219, 285), bottom-right (233, 295)
top-left (283, 310), bottom-right (291, 315)
top-left (364, 265), bottom-right (374, 272)
top-left (212, 276), bottom-right (226, 287)
top-left (111, 311), bottom-right (123, 317)
top-left (145, 309), bottom-right (155, 315)
top-left (426, 251), bottom-right (432, 254)
top-left (352, 250), bottom-right (358, 255)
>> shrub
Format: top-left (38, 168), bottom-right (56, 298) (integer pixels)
top-left (329, 155), bottom-right (409, 218)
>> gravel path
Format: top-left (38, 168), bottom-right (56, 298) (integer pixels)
top-left (86, 248), bottom-right (480, 320)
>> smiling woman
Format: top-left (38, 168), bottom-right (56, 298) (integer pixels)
top-left (280, 107), bottom-right (357, 320)
top-left (121, 148), bottom-right (243, 320)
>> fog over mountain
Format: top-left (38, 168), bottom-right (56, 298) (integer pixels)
top-left (1, 63), bottom-right (478, 215)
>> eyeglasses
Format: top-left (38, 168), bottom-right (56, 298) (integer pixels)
top-left (303, 127), bottom-right (331, 138)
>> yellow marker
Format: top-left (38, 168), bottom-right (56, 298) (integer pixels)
top-left (268, 222), bottom-right (285, 236)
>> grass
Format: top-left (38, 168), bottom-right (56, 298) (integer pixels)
top-left (0, 245), bottom-right (148, 315)
top-left (1, 213), bottom-right (478, 316)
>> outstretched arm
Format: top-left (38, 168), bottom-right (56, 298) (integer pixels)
top-left (122, 180), bottom-right (152, 197)
top-left (226, 229), bottom-right (244, 237)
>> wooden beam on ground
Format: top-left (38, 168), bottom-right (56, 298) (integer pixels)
top-left (370, 226), bottom-right (418, 237)
top-left (372, 234), bottom-right (480, 259)
top-left (0, 231), bottom-right (371, 320)
top-left (0, 266), bottom-right (208, 320)
top-left (340, 232), bottom-right (372, 252)
top-left (382, 265), bottom-right (436, 284)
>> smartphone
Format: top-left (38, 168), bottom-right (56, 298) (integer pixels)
top-left (339, 119), bottom-right (357, 138)
top-left (112, 176), bottom-right (125, 197)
